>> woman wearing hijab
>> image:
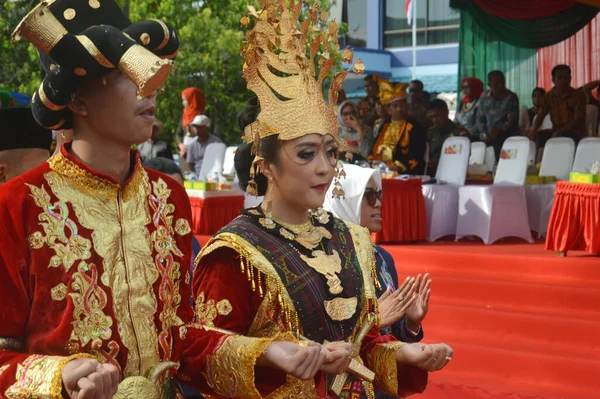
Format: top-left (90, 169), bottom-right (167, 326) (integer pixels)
top-left (455, 77), bottom-right (484, 141)
top-left (178, 87), bottom-right (207, 171)
top-left (338, 100), bottom-right (374, 160)
top-left (324, 165), bottom-right (432, 399)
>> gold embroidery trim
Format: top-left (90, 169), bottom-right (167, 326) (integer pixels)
top-left (69, 262), bottom-right (113, 348)
top-left (194, 292), bottom-right (232, 327)
top-left (50, 283), bottom-right (68, 301)
top-left (12, 2), bottom-right (68, 54)
top-left (5, 353), bottom-right (95, 399)
top-left (0, 365), bottom-right (9, 377)
top-left (365, 341), bottom-right (406, 396)
top-left (48, 151), bottom-right (146, 201)
top-left (76, 35), bottom-right (116, 68)
top-left (26, 183), bottom-right (92, 272)
top-left (37, 84), bottom-right (66, 111)
top-left (205, 333), bottom-right (293, 399)
top-left (174, 218), bottom-right (191, 236)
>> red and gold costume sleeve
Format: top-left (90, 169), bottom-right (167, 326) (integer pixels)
top-left (0, 173), bottom-right (91, 399)
top-left (178, 247), bottom-right (294, 398)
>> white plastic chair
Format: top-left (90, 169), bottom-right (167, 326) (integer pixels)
top-left (456, 137), bottom-right (534, 244)
top-left (572, 137), bottom-right (600, 172)
top-left (469, 142), bottom-right (486, 165)
top-left (484, 146), bottom-right (496, 172)
top-left (223, 146), bottom-right (237, 175)
top-left (586, 104), bottom-right (598, 137)
top-left (197, 142), bottom-right (226, 181)
top-left (423, 137), bottom-right (470, 242)
top-left (526, 138), bottom-right (575, 238)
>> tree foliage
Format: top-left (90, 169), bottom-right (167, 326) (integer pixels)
top-left (0, 0), bottom-right (342, 145)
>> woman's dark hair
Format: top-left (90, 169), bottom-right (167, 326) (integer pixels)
top-left (532, 87), bottom-right (546, 97)
top-left (234, 97), bottom-right (280, 196)
top-left (234, 136), bottom-right (279, 196)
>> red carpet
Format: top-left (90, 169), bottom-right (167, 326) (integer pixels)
top-left (384, 240), bottom-right (600, 399)
top-left (195, 235), bottom-right (600, 399)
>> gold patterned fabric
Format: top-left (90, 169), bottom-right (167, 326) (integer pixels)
top-left (365, 342), bottom-right (406, 396)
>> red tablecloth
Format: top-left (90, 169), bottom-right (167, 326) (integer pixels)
top-left (545, 181), bottom-right (600, 254)
top-left (372, 179), bottom-right (426, 243)
top-left (189, 195), bottom-right (245, 235)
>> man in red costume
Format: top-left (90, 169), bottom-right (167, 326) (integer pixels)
top-left (0, 1), bottom-right (342, 398)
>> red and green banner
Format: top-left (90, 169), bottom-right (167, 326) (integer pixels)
top-left (452, 0), bottom-right (600, 107)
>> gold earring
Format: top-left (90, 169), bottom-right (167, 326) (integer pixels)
top-left (331, 160), bottom-right (346, 199)
top-left (261, 183), bottom-right (276, 229)
top-left (102, 76), bottom-right (108, 86)
top-left (60, 132), bottom-right (66, 140)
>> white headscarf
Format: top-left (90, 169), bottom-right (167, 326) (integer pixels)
top-left (323, 164), bottom-right (382, 225)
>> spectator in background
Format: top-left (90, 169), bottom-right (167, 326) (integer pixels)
top-left (426, 99), bottom-right (467, 175)
top-left (137, 119), bottom-right (173, 162)
top-left (477, 70), bottom-right (519, 160)
top-left (370, 80), bottom-right (427, 175)
top-left (338, 100), bottom-right (374, 160)
top-left (528, 87), bottom-right (546, 125)
top-left (0, 108), bottom-right (51, 185)
top-left (455, 77), bottom-right (484, 141)
top-left (361, 74), bottom-right (380, 128)
top-left (529, 65), bottom-right (587, 145)
top-left (583, 79), bottom-right (600, 134)
top-left (178, 87), bottom-right (207, 172)
top-left (373, 100), bottom-right (390, 139)
top-left (186, 115), bottom-right (222, 177)
top-left (409, 79), bottom-right (432, 130)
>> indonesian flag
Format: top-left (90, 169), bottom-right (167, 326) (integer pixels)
top-left (406, 0), bottom-right (413, 25)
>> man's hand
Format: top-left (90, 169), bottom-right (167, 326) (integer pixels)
top-left (405, 273), bottom-right (431, 331)
top-left (396, 342), bottom-right (454, 372)
top-left (62, 358), bottom-right (120, 399)
top-left (321, 341), bottom-right (353, 374)
top-left (259, 341), bottom-right (327, 380)
top-left (378, 277), bottom-right (418, 329)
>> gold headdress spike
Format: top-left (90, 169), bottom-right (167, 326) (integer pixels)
top-left (378, 80), bottom-right (409, 106)
top-left (240, 0), bottom-right (362, 196)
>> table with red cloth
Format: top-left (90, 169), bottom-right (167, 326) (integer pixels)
top-left (187, 189), bottom-right (245, 235)
top-left (373, 178), bottom-right (427, 243)
top-left (545, 181), bottom-right (600, 255)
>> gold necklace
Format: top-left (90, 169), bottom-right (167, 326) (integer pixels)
top-left (275, 217), bottom-right (313, 235)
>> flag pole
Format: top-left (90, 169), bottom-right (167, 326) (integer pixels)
top-left (412, 0), bottom-right (417, 80)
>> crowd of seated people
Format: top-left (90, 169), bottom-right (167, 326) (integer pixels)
top-left (342, 64), bottom-right (598, 177)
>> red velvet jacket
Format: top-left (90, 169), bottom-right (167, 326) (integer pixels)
top-left (0, 145), bottom-right (275, 398)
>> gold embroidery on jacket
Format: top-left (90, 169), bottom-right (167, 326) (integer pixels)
top-left (69, 262), bottom-right (113, 348)
top-left (175, 218), bottom-right (191, 236)
top-left (26, 183), bottom-right (92, 271)
top-left (194, 292), bottom-right (232, 328)
top-left (0, 365), bottom-right (8, 377)
top-left (44, 166), bottom-right (160, 377)
top-left (149, 179), bottom-right (185, 362)
top-left (50, 283), bottom-right (68, 301)
top-left (6, 355), bottom-right (68, 398)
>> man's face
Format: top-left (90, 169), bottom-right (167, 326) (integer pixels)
top-left (532, 91), bottom-right (544, 107)
top-left (553, 69), bottom-right (572, 91)
top-left (488, 73), bottom-right (503, 92)
top-left (387, 100), bottom-right (408, 120)
top-left (409, 83), bottom-right (423, 102)
top-left (427, 108), bottom-right (449, 128)
top-left (364, 80), bottom-right (379, 99)
top-left (73, 70), bottom-right (157, 147)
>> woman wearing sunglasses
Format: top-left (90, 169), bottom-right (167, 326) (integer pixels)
top-left (324, 165), bottom-right (434, 399)
top-left (455, 77), bottom-right (484, 141)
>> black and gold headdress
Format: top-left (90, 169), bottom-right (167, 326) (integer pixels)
top-left (12, 0), bottom-right (180, 129)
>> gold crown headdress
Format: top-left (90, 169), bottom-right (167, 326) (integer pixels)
top-left (378, 80), bottom-right (409, 105)
top-left (240, 0), bottom-right (363, 196)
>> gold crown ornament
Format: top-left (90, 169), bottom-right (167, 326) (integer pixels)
top-left (378, 80), bottom-right (409, 106)
top-left (240, 0), bottom-right (363, 198)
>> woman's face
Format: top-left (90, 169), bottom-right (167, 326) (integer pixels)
top-left (340, 104), bottom-right (357, 128)
top-left (359, 177), bottom-right (382, 233)
top-left (267, 134), bottom-right (339, 212)
top-left (532, 91), bottom-right (544, 107)
top-left (181, 94), bottom-right (189, 108)
top-left (461, 82), bottom-right (471, 98)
